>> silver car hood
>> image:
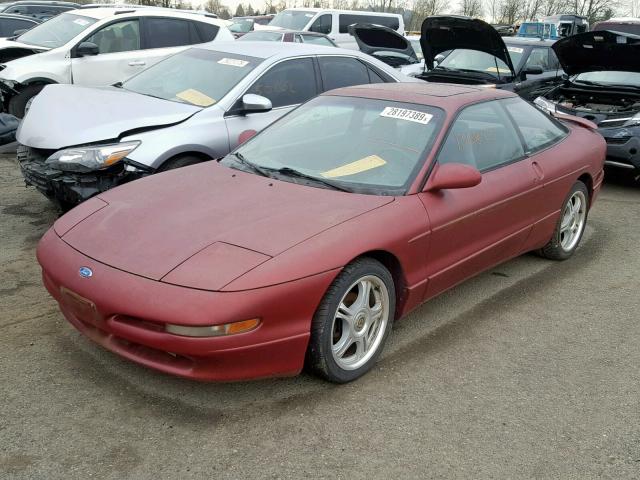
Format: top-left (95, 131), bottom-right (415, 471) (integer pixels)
top-left (17, 84), bottom-right (202, 150)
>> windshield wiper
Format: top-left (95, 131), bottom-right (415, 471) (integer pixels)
top-left (269, 167), bottom-right (351, 192)
top-left (229, 152), bottom-right (270, 177)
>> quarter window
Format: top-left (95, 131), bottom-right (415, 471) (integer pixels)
top-left (502, 98), bottom-right (567, 153)
top-left (438, 101), bottom-right (524, 171)
top-left (194, 22), bottom-right (219, 42)
top-left (144, 18), bottom-right (197, 48)
top-left (308, 13), bottom-right (331, 34)
top-left (85, 20), bottom-right (140, 54)
top-left (318, 56), bottom-right (369, 91)
top-left (246, 58), bottom-right (317, 108)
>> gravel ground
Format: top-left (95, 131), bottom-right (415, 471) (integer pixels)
top-left (1, 153), bottom-right (639, 479)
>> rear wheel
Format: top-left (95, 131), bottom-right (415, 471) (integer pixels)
top-left (8, 84), bottom-right (46, 118)
top-left (538, 181), bottom-right (589, 260)
top-left (307, 257), bottom-right (395, 383)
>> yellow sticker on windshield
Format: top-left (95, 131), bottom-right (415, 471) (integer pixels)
top-left (175, 89), bottom-right (216, 107)
top-left (485, 67), bottom-right (511, 73)
top-left (321, 155), bottom-right (386, 178)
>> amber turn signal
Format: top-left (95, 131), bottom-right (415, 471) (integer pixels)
top-left (165, 318), bottom-right (260, 337)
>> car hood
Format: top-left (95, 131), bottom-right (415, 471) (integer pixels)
top-left (552, 30), bottom-right (640, 76)
top-left (57, 162), bottom-right (394, 286)
top-left (348, 23), bottom-right (418, 66)
top-left (421, 15), bottom-right (515, 75)
top-left (17, 84), bottom-right (201, 150)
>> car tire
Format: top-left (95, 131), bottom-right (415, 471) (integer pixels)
top-left (157, 155), bottom-right (204, 172)
top-left (538, 180), bottom-right (589, 261)
top-left (8, 84), bottom-right (46, 118)
top-left (307, 257), bottom-right (395, 383)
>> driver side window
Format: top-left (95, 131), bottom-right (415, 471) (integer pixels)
top-left (85, 20), bottom-right (140, 54)
top-left (245, 58), bottom-right (317, 109)
top-left (308, 14), bottom-right (332, 35)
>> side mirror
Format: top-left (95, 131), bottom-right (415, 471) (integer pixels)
top-left (524, 65), bottom-right (544, 75)
top-left (12, 29), bottom-right (28, 36)
top-left (434, 53), bottom-right (445, 65)
top-left (75, 41), bottom-right (99, 57)
top-left (425, 163), bottom-right (481, 192)
top-left (241, 94), bottom-right (272, 114)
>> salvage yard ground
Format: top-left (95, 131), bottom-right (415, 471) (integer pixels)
top-left (1, 152), bottom-right (639, 479)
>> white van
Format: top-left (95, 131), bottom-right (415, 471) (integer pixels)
top-left (264, 8), bottom-right (404, 49)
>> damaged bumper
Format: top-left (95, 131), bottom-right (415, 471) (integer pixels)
top-left (17, 145), bottom-right (150, 207)
top-left (600, 127), bottom-right (640, 172)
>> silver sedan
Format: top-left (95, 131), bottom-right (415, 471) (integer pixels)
top-left (16, 41), bottom-right (415, 208)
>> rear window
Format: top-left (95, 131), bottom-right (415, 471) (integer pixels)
top-left (339, 14), bottom-right (399, 33)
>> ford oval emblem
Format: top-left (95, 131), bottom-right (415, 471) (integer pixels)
top-left (79, 266), bottom-right (93, 278)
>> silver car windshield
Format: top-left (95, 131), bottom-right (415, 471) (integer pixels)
top-left (223, 96), bottom-right (443, 195)
top-left (575, 71), bottom-right (640, 86)
top-left (238, 31), bottom-right (284, 41)
top-left (122, 49), bottom-right (261, 107)
top-left (438, 48), bottom-right (516, 77)
top-left (17, 13), bottom-right (97, 48)
top-left (268, 10), bottom-right (314, 30)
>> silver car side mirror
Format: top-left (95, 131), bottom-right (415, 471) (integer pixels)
top-left (241, 94), bottom-right (272, 114)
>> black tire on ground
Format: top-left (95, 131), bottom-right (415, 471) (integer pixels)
top-left (307, 257), bottom-right (396, 383)
top-left (8, 84), bottom-right (46, 118)
top-left (538, 180), bottom-right (590, 261)
top-left (157, 155), bottom-right (204, 172)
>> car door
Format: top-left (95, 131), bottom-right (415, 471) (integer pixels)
top-left (71, 18), bottom-right (143, 86)
top-left (514, 47), bottom-right (563, 100)
top-left (137, 17), bottom-right (207, 70)
top-left (418, 99), bottom-right (543, 300)
top-left (316, 55), bottom-right (390, 91)
top-left (224, 57), bottom-right (319, 151)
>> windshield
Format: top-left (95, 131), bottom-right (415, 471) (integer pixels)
top-left (575, 71), bottom-right (640, 87)
top-left (409, 39), bottom-right (423, 61)
top-left (438, 48), bottom-right (514, 77)
top-left (221, 96), bottom-right (443, 195)
top-left (268, 10), bottom-right (314, 30)
top-left (229, 19), bottom-right (253, 33)
top-left (123, 49), bottom-right (260, 107)
top-left (17, 13), bottom-right (96, 48)
top-left (238, 31), bottom-right (283, 41)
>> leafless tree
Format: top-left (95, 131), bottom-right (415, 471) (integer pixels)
top-left (459, 0), bottom-right (484, 17)
top-left (407, 0), bottom-right (447, 30)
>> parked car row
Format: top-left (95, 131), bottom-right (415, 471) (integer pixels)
top-left (5, 9), bottom-right (637, 384)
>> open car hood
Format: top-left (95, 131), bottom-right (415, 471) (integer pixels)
top-left (17, 84), bottom-right (201, 150)
top-left (57, 162), bottom-right (393, 288)
top-left (348, 23), bottom-right (418, 67)
top-left (552, 30), bottom-right (640, 76)
top-left (421, 15), bottom-right (515, 75)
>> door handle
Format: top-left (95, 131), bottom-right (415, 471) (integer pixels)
top-left (531, 161), bottom-right (544, 181)
top-left (128, 61), bottom-right (146, 66)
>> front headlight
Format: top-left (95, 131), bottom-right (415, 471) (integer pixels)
top-left (533, 96), bottom-right (557, 113)
top-left (45, 141), bottom-right (140, 172)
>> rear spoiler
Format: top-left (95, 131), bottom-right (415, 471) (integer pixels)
top-left (552, 111), bottom-right (598, 130)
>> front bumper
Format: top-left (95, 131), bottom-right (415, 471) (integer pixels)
top-left (37, 229), bottom-right (338, 381)
top-left (599, 127), bottom-right (640, 172)
top-left (18, 146), bottom-right (146, 207)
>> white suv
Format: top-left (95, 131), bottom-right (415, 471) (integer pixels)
top-left (0, 6), bottom-right (233, 116)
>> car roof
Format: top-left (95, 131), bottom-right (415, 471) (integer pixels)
top-left (73, 7), bottom-right (224, 23)
top-left (505, 36), bottom-right (556, 46)
top-left (0, 0), bottom-right (78, 5)
top-left (197, 40), bottom-right (355, 59)
top-left (279, 7), bottom-right (401, 15)
top-left (324, 82), bottom-right (517, 111)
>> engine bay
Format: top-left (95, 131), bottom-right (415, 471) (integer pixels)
top-left (551, 86), bottom-right (640, 115)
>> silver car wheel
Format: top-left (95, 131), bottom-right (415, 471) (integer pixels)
top-left (560, 190), bottom-right (587, 252)
top-left (330, 275), bottom-right (390, 371)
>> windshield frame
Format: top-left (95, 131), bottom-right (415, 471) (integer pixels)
top-left (16, 12), bottom-right (97, 48)
top-left (221, 94), bottom-right (446, 196)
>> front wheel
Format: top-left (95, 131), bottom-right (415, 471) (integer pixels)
top-left (538, 181), bottom-right (589, 260)
top-left (307, 258), bottom-right (395, 383)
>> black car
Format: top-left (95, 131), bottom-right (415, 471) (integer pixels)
top-left (415, 16), bottom-right (564, 100)
top-left (0, 12), bottom-right (38, 37)
top-left (0, 0), bottom-right (78, 20)
top-left (534, 30), bottom-right (640, 177)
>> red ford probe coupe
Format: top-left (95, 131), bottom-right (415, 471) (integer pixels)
top-left (37, 83), bottom-right (605, 383)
